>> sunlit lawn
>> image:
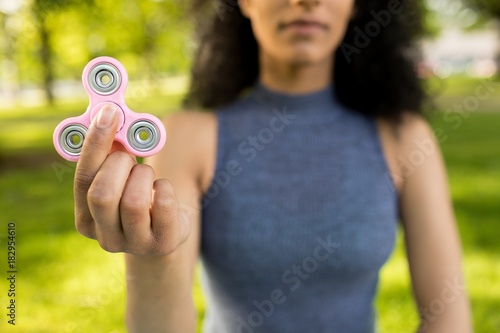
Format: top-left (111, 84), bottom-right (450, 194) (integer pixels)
top-left (0, 77), bottom-right (499, 332)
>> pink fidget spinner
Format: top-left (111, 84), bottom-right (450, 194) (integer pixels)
top-left (53, 56), bottom-right (166, 162)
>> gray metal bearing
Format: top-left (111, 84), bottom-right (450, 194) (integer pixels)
top-left (89, 63), bottom-right (121, 95)
top-left (127, 120), bottom-right (160, 152)
top-left (60, 124), bottom-right (87, 156)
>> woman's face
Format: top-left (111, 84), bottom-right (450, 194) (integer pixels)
top-left (239, 0), bottom-right (355, 66)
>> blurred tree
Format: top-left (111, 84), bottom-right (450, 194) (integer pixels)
top-left (25, 0), bottom-right (191, 105)
top-left (85, 0), bottom-right (191, 75)
top-left (0, 11), bottom-right (15, 103)
top-left (1, 0), bottom-right (192, 106)
top-left (464, 0), bottom-right (500, 17)
top-left (32, 0), bottom-right (92, 104)
top-left (0, 1), bottom-right (24, 105)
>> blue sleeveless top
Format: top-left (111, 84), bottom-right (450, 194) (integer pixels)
top-left (200, 82), bottom-right (398, 333)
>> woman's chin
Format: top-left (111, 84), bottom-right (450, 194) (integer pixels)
top-left (283, 50), bottom-right (332, 67)
top-left (276, 42), bottom-right (332, 65)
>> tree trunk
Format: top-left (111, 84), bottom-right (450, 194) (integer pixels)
top-left (496, 19), bottom-right (500, 79)
top-left (33, 5), bottom-right (56, 106)
top-left (496, 49), bottom-right (500, 79)
top-left (39, 19), bottom-right (55, 105)
top-left (0, 13), bottom-right (19, 106)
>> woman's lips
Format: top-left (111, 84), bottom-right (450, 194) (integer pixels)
top-left (280, 20), bottom-right (328, 35)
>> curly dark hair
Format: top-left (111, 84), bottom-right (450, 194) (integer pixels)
top-left (184, 0), bottom-right (427, 124)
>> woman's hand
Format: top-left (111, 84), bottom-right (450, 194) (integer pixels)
top-left (73, 104), bottom-right (190, 256)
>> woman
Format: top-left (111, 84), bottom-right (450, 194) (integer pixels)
top-left (73, 0), bottom-right (472, 332)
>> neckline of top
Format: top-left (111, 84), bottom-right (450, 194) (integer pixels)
top-left (250, 80), bottom-right (336, 108)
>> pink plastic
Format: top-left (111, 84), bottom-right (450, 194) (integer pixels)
top-left (53, 56), bottom-right (167, 162)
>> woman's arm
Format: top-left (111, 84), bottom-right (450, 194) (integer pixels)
top-left (73, 105), bottom-right (216, 333)
top-left (125, 111), bottom-right (217, 332)
top-left (398, 114), bottom-right (472, 332)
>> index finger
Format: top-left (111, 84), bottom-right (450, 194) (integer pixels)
top-left (74, 104), bottom-right (120, 236)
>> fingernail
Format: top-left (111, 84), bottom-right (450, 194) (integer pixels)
top-left (96, 105), bottom-right (117, 129)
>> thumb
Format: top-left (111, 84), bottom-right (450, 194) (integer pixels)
top-left (73, 104), bottom-right (120, 236)
top-left (82, 104), bottom-right (120, 160)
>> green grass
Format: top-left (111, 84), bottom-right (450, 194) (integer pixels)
top-left (426, 75), bottom-right (500, 113)
top-left (0, 162), bottom-right (126, 332)
top-left (0, 77), bottom-right (499, 332)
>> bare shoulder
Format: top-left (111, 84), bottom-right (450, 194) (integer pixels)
top-left (376, 112), bottom-right (438, 194)
top-left (396, 112), bottom-right (444, 183)
top-left (148, 110), bottom-right (217, 194)
top-left (397, 111), bottom-right (436, 147)
top-left (163, 110), bottom-right (217, 154)
top-left (378, 112), bottom-right (435, 145)
top-left (164, 109), bottom-right (217, 134)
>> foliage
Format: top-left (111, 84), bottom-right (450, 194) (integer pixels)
top-left (464, 0), bottom-right (500, 18)
top-left (0, 0), bottom-right (192, 101)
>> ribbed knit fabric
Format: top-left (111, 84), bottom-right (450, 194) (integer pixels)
top-left (200, 81), bottom-right (398, 333)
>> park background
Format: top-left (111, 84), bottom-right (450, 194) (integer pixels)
top-left (0, 0), bottom-right (499, 332)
